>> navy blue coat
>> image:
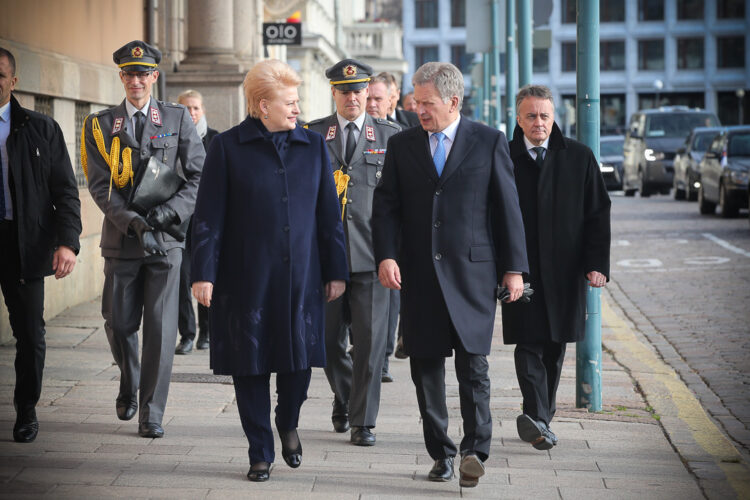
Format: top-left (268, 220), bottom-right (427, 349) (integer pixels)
top-left (191, 117), bottom-right (349, 376)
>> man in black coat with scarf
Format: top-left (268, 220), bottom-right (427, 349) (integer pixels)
top-left (503, 84), bottom-right (611, 451)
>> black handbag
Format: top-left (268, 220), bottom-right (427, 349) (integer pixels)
top-left (129, 156), bottom-right (189, 241)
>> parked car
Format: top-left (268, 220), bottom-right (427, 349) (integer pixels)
top-left (623, 106), bottom-right (720, 197)
top-left (698, 126), bottom-right (750, 217)
top-left (673, 126), bottom-right (724, 201)
top-left (599, 135), bottom-right (625, 190)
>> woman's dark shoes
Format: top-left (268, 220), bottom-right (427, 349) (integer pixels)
top-left (427, 456), bottom-right (454, 482)
top-left (138, 422), bottom-right (164, 438)
top-left (279, 429), bottom-right (302, 468)
top-left (115, 395), bottom-right (137, 421)
top-left (516, 414), bottom-right (554, 450)
top-left (13, 411), bottom-right (39, 443)
top-left (247, 462), bottom-right (271, 482)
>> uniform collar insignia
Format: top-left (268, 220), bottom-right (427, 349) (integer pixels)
top-left (111, 117), bottom-right (124, 134)
top-left (365, 125), bottom-right (375, 142)
top-left (326, 125), bottom-right (337, 141)
top-left (150, 106), bottom-right (162, 126)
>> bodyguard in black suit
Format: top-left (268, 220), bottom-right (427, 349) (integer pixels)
top-left (373, 62), bottom-right (528, 488)
top-left (504, 85), bottom-right (610, 451)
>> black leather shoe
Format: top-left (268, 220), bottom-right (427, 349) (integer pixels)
top-left (331, 399), bottom-right (349, 433)
top-left (13, 412), bottom-right (39, 443)
top-left (394, 338), bottom-right (408, 359)
top-left (458, 452), bottom-right (485, 488)
top-left (196, 334), bottom-right (209, 350)
top-left (116, 395), bottom-right (137, 421)
top-left (516, 414), bottom-right (553, 450)
top-left (279, 429), bottom-right (302, 468)
top-left (175, 338), bottom-right (193, 354)
top-left (428, 457), bottom-right (454, 482)
top-left (247, 462), bottom-right (271, 482)
top-left (350, 426), bottom-right (376, 446)
top-left (381, 371), bottom-right (394, 383)
top-left (138, 423), bottom-right (164, 438)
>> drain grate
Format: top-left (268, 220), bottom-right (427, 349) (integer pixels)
top-left (171, 373), bottom-right (233, 384)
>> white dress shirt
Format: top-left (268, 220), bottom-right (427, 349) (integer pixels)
top-left (428, 115), bottom-right (461, 159)
top-left (523, 134), bottom-right (550, 161)
top-left (125, 99), bottom-right (152, 141)
top-left (336, 112), bottom-right (366, 158)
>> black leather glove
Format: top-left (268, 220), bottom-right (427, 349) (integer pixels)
top-left (497, 282), bottom-right (534, 303)
top-left (129, 216), bottom-right (167, 256)
top-left (146, 205), bottom-right (178, 231)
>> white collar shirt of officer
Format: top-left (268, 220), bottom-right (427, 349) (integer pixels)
top-left (125, 98), bottom-right (152, 141)
top-left (336, 111), bottom-right (366, 158)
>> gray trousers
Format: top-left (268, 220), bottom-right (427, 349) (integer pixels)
top-left (324, 271), bottom-right (389, 427)
top-left (101, 249), bottom-right (181, 425)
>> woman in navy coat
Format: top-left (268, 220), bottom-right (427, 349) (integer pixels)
top-left (191, 60), bottom-right (348, 482)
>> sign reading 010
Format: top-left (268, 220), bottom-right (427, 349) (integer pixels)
top-left (263, 23), bottom-right (302, 45)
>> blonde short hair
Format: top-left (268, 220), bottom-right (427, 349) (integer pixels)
top-left (243, 59), bottom-right (302, 118)
top-left (177, 89), bottom-right (204, 107)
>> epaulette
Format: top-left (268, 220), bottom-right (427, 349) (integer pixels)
top-left (375, 118), bottom-right (401, 130)
top-left (162, 101), bottom-right (185, 108)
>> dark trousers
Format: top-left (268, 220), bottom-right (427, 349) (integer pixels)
top-left (177, 246), bottom-right (208, 341)
top-left (0, 220), bottom-right (45, 419)
top-left (409, 332), bottom-right (492, 462)
top-left (514, 342), bottom-right (567, 426)
top-left (233, 369), bottom-right (311, 465)
top-left (384, 289), bottom-right (399, 371)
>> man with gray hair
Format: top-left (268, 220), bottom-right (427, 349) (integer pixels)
top-left (373, 62), bottom-right (528, 487)
top-left (503, 84), bottom-right (610, 451)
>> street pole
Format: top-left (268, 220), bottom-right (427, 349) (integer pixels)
top-left (491, 0), bottom-right (502, 129)
top-left (517, 0), bottom-right (532, 87)
top-left (576, 0), bottom-right (602, 413)
top-left (483, 53), bottom-right (492, 125)
top-left (504, 0), bottom-right (516, 131)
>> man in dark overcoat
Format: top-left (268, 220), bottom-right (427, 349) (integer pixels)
top-left (503, 84), bottom-right (611, 451)
top-left (373, 62), bottom-right (528, 488)
top-left (306, 59), bottom-right (402, 447)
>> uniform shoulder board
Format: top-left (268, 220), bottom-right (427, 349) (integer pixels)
top-left (375, 118), bottom-right (401, 130)
top-left (162, 101), bottom-right (184, 108)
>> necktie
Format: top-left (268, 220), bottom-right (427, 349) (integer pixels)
top-left (345, 122), bottom-right (357, 164)
top-left (0, 148), bottom-right (5, 219)
top-left (134, 111), bottom-right (145, 143)
top-left (532, 146), bottom-right (545, 167)
top-left (433, 132), bottom-right (446, 176)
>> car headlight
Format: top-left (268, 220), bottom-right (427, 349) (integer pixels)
top-left (730, 170), bottom-right (749, 184)
top-left (599, 163), bottom-right (615, 173)
top-left (644, 149), bottom-right (665, 161)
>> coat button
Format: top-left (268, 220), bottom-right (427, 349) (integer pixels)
top-left (435, 189), bottom-right (442, 195)
top-left (435, 253), bottom-right (442, 261)
top-left (433, 220), bottom-right (441, 228)
top-left (278, 168), bottom-right (285, 174)
top-left (281, 196), bottom-right (288, 202)
top-left (375, 171), bottom-right (382, 178)
top-left (283, 225), bottom-right (290, 232)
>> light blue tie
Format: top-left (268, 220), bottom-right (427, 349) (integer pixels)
top-left (433, 132), bottom-right (446, 176)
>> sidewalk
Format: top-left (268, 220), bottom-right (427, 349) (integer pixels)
top-left (0, 293), bottom-right (726, 499)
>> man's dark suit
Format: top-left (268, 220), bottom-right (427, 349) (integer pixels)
top-left (372, 117), bottom-right (528, 460)
top-left (391, 109), bottom-right (420, 129)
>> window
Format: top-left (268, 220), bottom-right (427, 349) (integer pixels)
top-left (451, 45), bottom-right (470, 73)
top-left (639, 0), bottom-right (664, 20)
top-left (601, 41), bottom-right (625, 71)
top-left (717, 36), bottom-right (745, 68)
top-left (34, 96), bottom-right (52, 117)
top-left (602, 94), bottom-right (627, 134)
top-left (677, 38), bottom-right (704, 69)
top-left (601, 1), bottom-right (625, 22)
top-left (562, 42), bottom-right (576, 72)
top-left (415, 45), bottom-right (439, 67)
top-left (415, 0), bottom-right (438, 28)
top-left (561, 0), bottom-right (576, 23)
top-left (451, 0), bottom-right (466, 27)
top-left (717, 90), bottom-right (750, 125)
top-left (533, 48), bottom-right (549, 73)
top-left (717, 0), bottom-right (745, 18)
top-left (638, 92), bottom-right (705, 110)
top-left (677, 0), bottom-right (703, 19)
top-left (75, 102), bottom-right (90, 188)
top-left (638, 39), bottom-right (664, 70)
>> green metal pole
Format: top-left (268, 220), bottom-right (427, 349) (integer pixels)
top-left (490, 0), bottom-right (502, 129)
top-left (504, 0), bottom-right (516, 131)
top-left (575, 0), bottom-right (602, 412)
top-left (483, 53), bottom-right (492, 125)
top-left (517, 0), bottom-right (532, 87)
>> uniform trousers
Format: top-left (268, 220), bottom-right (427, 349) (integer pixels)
top-left (233, 368), bottom-right (311, 465)
top-left (324, 271), bottom-right (389, 427)
top-left (514, 341), bottom-right (567, 426)
top-left (0, 220), bottom-right (45, 419)
top-left (101, 248), bottom-right (181, 425)
top-left (409, 329), bottom-right (492, 462)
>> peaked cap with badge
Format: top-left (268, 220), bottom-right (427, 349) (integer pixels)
top-left (326, 59), bottom-right (373, 91)
top-left (113, 40), bottom-right (162, 72)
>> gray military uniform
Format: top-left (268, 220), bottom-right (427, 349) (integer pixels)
top-left (85, 98), bottom-right (204, 425)
top-left (307, 112), bottom-right (400, 427)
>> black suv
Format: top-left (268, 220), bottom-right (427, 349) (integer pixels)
top-left (623, 106), bottom-right (720, 197)
top-left (673, 126), bottom-right (724, 201)
top-left (698, 126), bottom-right (750, 218)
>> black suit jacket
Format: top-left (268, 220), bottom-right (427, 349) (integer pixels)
top-left (373, 118), bottom-right (528, 357)
top-left (392, 109), bottom-right (420, 129)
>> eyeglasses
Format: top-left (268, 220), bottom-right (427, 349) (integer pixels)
top-left (121, 71), bottom-right (154, 81)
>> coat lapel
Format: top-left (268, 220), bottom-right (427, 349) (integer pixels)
top-left (411, 127), bottom-right (439, 182)
top-left (438, 118), bottom-right (476, 186)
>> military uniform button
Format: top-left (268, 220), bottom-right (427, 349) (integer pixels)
top-left (347, 199), bottom-right (353, 203)
top-left (348, 166), bottom-right (353, 171)
top-left (349, 181), bottom-right (354, 186)
top-left (375, 171), bottom-right (382, 178)
top-left (435, 253), bottom-right (442, 261)
top-left (347, 215), bottom-right (353, 220)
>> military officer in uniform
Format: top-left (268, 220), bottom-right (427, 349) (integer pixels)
top-left (82, 41), bottom-right (204, 438)
top-left (306, 59), bottom-right (401, 446)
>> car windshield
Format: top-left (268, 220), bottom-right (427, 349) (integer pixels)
top-left (728, 132), bottom-right (750, 157)
top-left (600, 139), bottom-right (624, 156)
top-left (692, 132), bottom-right (718, 152)
top-left (645, 114), bottom-right (719, 138)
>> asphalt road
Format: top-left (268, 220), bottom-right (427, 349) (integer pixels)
top-left (607, 191), bottom-right (750, 460)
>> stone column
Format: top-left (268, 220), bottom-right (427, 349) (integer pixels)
top-left (234, 0), bottom-right (263, 70)
top-left (180, 0), bottom-right (240, 70)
